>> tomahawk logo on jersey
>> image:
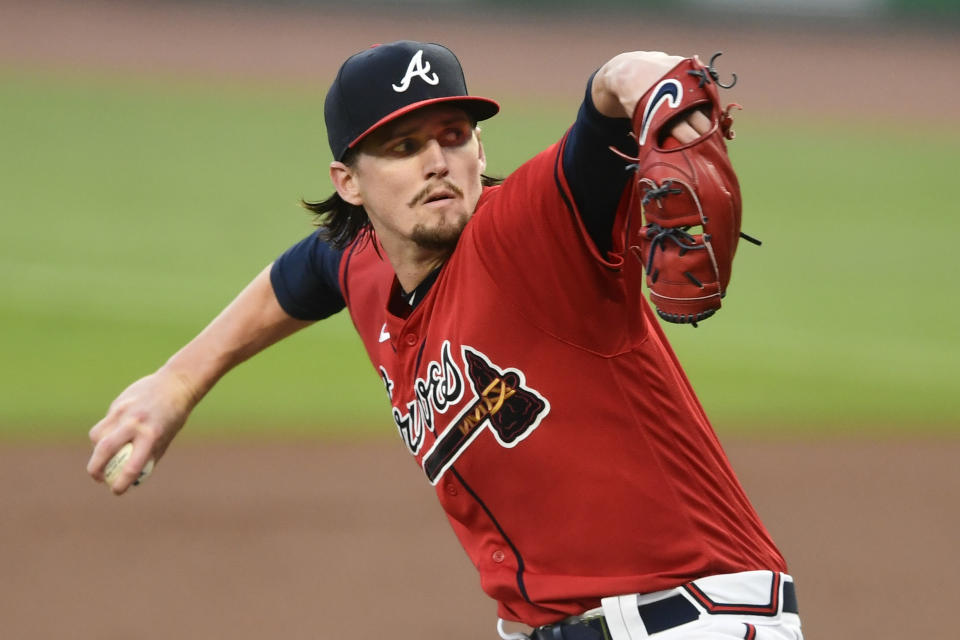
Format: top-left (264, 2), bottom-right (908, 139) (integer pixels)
top-left (380, 341), bottom-right (550, 484)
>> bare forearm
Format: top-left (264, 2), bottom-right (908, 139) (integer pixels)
top-left (591, 51), bottom-right (685, 119)
top-left (591, 51), bottom-right (711, 145)
top-left (163, 264), bottom-right (313, 405)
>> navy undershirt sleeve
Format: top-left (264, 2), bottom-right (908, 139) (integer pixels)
top-left (269, 231), bottom-right (346, 321)
top-left (561, 73), bottom-right (638, 255)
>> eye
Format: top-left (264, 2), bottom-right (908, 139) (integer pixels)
top-left (387, 138), bottom-right (421, 156)
top-left (439, 125), bottom-right (470, 146)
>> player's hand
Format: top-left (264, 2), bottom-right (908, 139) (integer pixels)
top-left (668, 108), bottom-right (712, 144)
top-left (86, 367), bottom-right (198, 495)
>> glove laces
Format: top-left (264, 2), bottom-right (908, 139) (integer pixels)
top-left (687, 51), bottom-right (738, 89)
top-left (641, 180), bottom-right (683, 206)
top-left (643, 223), bottom-right (706, 285)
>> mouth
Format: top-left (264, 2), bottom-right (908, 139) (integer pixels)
top-left (408, 180), bottom-right (464, 208)
top-left (423, 189), bottom-right (456, 205)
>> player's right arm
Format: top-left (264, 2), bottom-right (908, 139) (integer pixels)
top-left (88, 232), bottom-right (346, 495)
top-left (86, 264), bottom-right (314, 494)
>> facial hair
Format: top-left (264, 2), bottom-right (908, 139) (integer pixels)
top-left (408, 178), bottom-right (470, 251)
top-left (410, 210), bottom-right (470, 251)
top-left (406, 178), bottom-right (464, 209)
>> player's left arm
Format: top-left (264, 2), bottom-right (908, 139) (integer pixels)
top-left (562, 52), bottom-right (711, 256)
top-left (591, 50), bottom-right (752, 323)
top-left (591, 51), bottom-right (710, 142)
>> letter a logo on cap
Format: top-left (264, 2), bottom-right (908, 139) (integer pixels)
top-left (392, 49), bottom-right (440, 93)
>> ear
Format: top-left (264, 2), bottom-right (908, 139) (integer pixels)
top-left (475, 128), bottom-right (487, 173)
top-left (329, 161), bottom-right (363, 206)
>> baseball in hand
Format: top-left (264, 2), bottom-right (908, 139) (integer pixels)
top-left (104, 443), bottom-right (154, 488)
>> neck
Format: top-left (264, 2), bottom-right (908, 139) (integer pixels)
top-left (370, 222), bottom-right (461, 292)
top-left (394, 251), bottom-right (448, 293)
top-left (375, 233), bottom-right (450, 292)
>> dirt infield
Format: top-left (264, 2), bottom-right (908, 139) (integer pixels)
top-left (1, 439), bottom-right (957, 638)
top-left (2, 1), bottom-right (958, 638)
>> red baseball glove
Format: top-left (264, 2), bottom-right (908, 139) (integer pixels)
top-left (619, 53), bottom-right (759, 326)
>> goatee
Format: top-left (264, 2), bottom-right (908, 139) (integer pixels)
top-left (410, 211), bottom-right (470, 251)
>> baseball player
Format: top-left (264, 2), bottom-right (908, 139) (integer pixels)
top-left (87, 41), bottom-right (803, 639)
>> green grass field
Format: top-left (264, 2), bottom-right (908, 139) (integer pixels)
top-left (2, 71), bottom-right (957, 440)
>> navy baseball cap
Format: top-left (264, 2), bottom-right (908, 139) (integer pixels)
top-left (324, 41), bottom-right (500, 161)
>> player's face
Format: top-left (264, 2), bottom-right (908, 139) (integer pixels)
top-left (336, 105), bottom-right (486, 253)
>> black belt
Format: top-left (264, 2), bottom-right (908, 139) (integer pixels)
top-left (531, 581), bottom-right (798, 640)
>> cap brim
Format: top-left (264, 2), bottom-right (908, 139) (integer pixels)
top-left (345, 96), bottom-right (500, 155)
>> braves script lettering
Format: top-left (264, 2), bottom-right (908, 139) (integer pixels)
top-left (392, 49), bottom-right (440, 93)
top-left (383, 341), bottom-right (464, 455)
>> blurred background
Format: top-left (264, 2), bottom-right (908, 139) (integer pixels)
top-left (2, 0), bottom-right (957, 438)
top-left (1, 1), bottom-right (958, 638)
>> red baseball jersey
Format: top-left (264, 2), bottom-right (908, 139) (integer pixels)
top-left (338, 137), bottom-right (785, 626)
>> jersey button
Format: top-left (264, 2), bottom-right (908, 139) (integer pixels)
top-left (445, 482), bottom-right (458, 496)
top-left (492, 549), bottom-right (506, 563)
top-left (404, 333), bottom-right (418, 346)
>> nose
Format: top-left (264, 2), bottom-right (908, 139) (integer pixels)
top-left (421, 139), bottom-right (449, 179)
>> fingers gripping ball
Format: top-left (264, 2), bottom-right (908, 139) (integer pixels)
top-left (104, 443), bottom-right (154, 489)
top-left (620, 53), bottom-right (760, 325)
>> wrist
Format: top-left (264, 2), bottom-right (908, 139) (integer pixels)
top-left (591, 63), bottom-right (630, 119)
top-left (157, 359), bottom-right (209, 412)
